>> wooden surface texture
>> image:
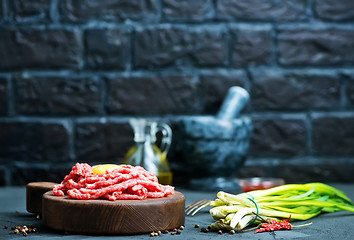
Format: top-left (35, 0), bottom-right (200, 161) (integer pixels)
top-left (42, 191), bottom-right (185, 235)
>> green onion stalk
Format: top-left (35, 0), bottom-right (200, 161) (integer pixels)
top-left (208, 183), bottom-right (354, 231)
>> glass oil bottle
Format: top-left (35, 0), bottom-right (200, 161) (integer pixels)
top-left (123, 118), bottom-right (173, 185)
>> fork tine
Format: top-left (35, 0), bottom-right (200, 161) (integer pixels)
top-left (189, 201), bottom-right (211, 216)
top-left (185, 200), bottom-right (210, 215)
top-left (185, 200), bottom-right (207, 213)
top-left (185, 200), bottom-right (211, 216)
top-left (186, 200), bottom-right (206, 210)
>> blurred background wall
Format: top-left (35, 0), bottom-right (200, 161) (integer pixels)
top-left (1, 0), bottom-right (354, 186)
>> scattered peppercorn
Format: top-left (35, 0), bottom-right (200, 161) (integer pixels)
top-left (218, 230), bottom-right (223, 234)
top-left (171, 231), bottom-right (175, 235)
top-left (15, 210), bottom-right (19, 214)
top-left (194, 224), bottom-right (199, 228)
top-left (179, 225), bottom-right (184, 230)
top-left (157, 230), bottom-right (161, 235)
top-left (36, 214), bottom-right (40, 220)
top-left (201, 227), bottom-right (209, 233)
top-left (163, 230), bottom-right (169, 234)
top-left (176, 230), bottom-right (181, 234)
top-left (4, 225), bottom-right (8, 229)
top-left (230, 229), bottom-right (236, 234)
top-left (9, 225), bottom-right (38, 237)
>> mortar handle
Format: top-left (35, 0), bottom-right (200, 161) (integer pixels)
top-left (216, 86), bottom-right (250, 120)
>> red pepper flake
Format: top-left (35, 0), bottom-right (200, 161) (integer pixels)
top-left (255, 215), bottom-right (292, 234)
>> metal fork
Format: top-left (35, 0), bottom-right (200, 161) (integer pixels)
top-left (185, 199), bottom-right (211, 216)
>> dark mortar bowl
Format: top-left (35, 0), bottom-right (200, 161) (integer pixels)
top-left (177, 116), bottom-right (252, 192)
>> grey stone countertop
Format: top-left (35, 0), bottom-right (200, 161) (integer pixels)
top-left (1, 184), bottom-right (354, 240)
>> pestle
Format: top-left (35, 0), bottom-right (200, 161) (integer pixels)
top-left (216, 86), bottom-right (250, 120)
top-left (181, 86), bottom-right (251, 140)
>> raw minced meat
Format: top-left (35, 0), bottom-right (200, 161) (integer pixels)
top-left (53, 163), bottom-right (174, 201)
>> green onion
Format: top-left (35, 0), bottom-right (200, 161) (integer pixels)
top-left (208, 182), bottom-right (354, 231)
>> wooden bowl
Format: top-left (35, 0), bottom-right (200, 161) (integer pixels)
top-left (26, 182), bottom-right (57, 214)
top-left (42, 191), bottom-right (185, 235)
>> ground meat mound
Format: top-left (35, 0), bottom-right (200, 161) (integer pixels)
top-left (53, 163), bottom-right (175, 201)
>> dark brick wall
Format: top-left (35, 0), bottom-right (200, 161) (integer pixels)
top-left (1, 0), bottom-right (354, 185)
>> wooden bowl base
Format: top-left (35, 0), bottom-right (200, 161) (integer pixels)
top-left (42, 191), bottom-right (185, 235)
